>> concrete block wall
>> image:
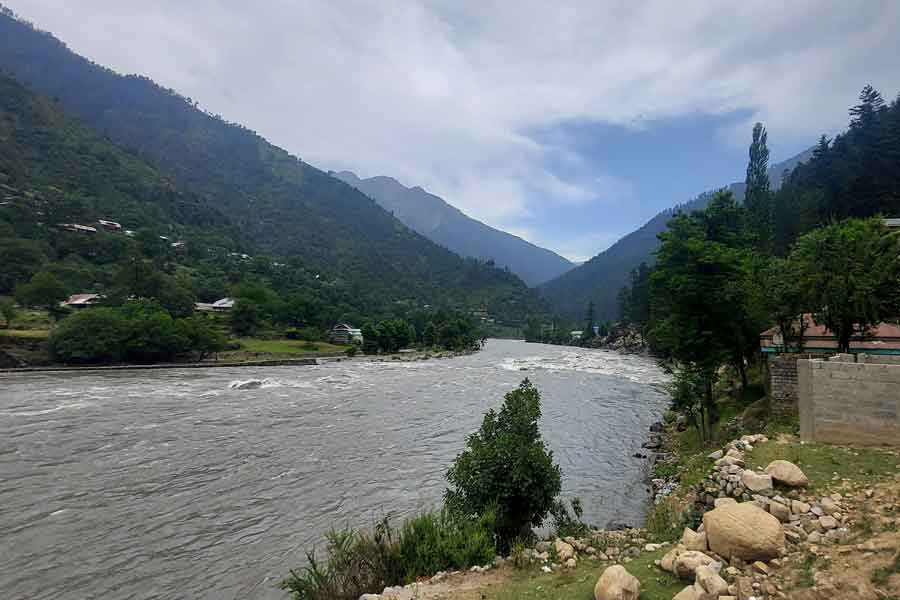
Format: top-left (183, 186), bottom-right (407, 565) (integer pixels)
top-left (798, 356), bottom-right (900, 446)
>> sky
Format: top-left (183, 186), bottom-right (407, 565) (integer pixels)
top-left (8, 1), bottom-right (900, 262)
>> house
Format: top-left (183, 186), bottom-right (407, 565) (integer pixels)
top-left (61, 293), bottom-right (103, 308)
top-left (885, 217), bottom-right (900, 229)
top-left (58, 223), bottom-right (98, 234)
top-left (171, 241), bottom-right (187, 253)
top-left (194, 297), bottom-right (235, 312)
top-left (331, 323), bottom-right (363, 345)
top-left (760, 314), bottom-right (900, 356)
top-left (570, 330), bottom-right (584, 341)
top-left (98, 219), bottom-right (123, 232)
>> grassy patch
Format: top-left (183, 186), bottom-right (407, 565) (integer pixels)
top-left (451, 549), bottom-right (683, 600)
top-left (0, 328), bottom-right (50, 339)
top-left (238, 338), bottom-right (344, 355)
top-left (746, 441), bottom-right (900, 492)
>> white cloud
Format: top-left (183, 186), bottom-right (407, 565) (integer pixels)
top-left (8, 0), bottom-right (900, 259)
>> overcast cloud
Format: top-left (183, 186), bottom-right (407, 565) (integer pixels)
top-left (9, 1), bottom-right (900, 260)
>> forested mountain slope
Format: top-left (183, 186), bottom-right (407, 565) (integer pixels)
top-left (0, 10), bottom-right (542, 321)
top-left (538, 148), bottom-right (813, 321)
top-left (333, 171), bottom-right (574, 286)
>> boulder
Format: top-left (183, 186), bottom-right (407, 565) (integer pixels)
top-left (764, 460), bottom-right (809, 487)
top-left (565, 558), bottom-right (577, 569)
top-left (681, 528), bottom-right (708, 552)
top-left (593, 565), bottom-right (641, 600)
top-left (694, 564), bottom-right (728, 600)
top-left (660, 545), bottom-right (684, 573)
top-left (819, 515), bottom-right (838, 530)
top-left (768, 500), bottom-right (790, 523)
top-left (554, 539), bottom-right (575, 561)
top-left (791, 499), bottom-right (811, 515)
top-left (673, 550), bottom-right (716, 580)
top-left (702, 502), bottom-right (785, 561)
top-left (740, 470), bottom-right (773, 493)
top-left (673, 586), bottom-right (699, 600)
top-left (714, 497), bottom-right (738, 508)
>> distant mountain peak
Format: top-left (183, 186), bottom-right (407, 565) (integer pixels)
top-left (333, 171), bottom-right (573, 286)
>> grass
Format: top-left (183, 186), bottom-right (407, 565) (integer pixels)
top-left (238, 338), bottom-right (344, 355)
top-left (745, 440), bottom-right (900, 492)
top-left (0, 328), bottom-right (50, 339)
top-left (451, 549), bottom-right (683, 600)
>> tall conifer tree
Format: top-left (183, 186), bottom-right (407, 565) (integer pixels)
top-left (745, 122), bottom-right (773, 252)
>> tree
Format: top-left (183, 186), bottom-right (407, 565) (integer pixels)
top-left (790, 218), bottom-right (900, 353)
top-left (744, 122), bottom-right (773, 252)
top-left (0, 238), bottom-right (46, 293)
top-left (445, 379), bottom-right (562, 546)
top-left (176, 316), bottom-right (226, 359)
top-left (649, 192), bottom-right (753, 439)
top-left (15, 271), bottom-right (69, 319)
top-left (231, 299), bottom-right (263, 336)
top-left (0, 297), bottom-right (17, 328)
top-left (423, 322), bottom-right (438, 347)
top-left (48, 308), bottom-right (130, 363)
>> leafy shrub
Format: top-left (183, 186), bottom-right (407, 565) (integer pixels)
top-left (281, 520), bottom-right (402, 600)
top-left (48, 307), bottom-right (130, 363)
top-left (445, 379), bottom-right (562, 547)
top-left (281, 510), bottom-right (495, 600)
top-left (397, 509), bottom-right (495, 581)
top-left (286, 326), bottom-right (323, 341)
top-left (345, 345), bottom-right (358, 357)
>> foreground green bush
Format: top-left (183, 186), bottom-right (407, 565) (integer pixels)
top-left (281, 510), bottom-right (496, 600)
top-left (397, 509), bottom-right (495, 581)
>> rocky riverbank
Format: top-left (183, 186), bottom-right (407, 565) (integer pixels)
top-left (353, 431), bottom-right (900, 600)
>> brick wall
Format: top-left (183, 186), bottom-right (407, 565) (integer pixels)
top-left (798, 355), bottom-right (900, 446)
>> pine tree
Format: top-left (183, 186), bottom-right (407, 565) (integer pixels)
top-left (744, 122), bottom-right (773, 252)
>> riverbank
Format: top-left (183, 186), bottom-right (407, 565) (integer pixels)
top-left (349, 422), bottom-right (900, 600)
top-left (0, 332), bottom-right (478, 373)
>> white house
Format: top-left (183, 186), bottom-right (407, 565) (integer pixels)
top-left (331, 323), bottom-right (363, 344)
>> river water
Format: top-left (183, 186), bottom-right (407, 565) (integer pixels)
top-left (0, 339), bottom-right (669, 600)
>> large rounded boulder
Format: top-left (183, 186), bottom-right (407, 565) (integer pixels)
top-left (702, 502), bottom-right (785, 561)
top-left (593, 565), bottom-right (641, 600)
top-left (765, 460), bottom-right (809, 487)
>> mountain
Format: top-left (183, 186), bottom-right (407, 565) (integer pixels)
top-left (332, 171), bottom-right (574, 286)
top-left (538, 148), bottom-right (814, 321)
top-left (0, 11), bottom-right (544, 322)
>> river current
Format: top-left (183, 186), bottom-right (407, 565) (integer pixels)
top-left (0, 339), bottom-right (669, 600)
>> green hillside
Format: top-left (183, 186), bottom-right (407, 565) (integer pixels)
top-left (0, 10), bottom-right (544, 324)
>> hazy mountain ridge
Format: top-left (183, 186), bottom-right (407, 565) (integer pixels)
top-left (538, 148), bottom-right (815, 320)
top-left (332, 171), bottom-right (574, 286)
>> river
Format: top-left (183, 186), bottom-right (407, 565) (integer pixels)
top-left (0, 339), bottom-right (669, 600)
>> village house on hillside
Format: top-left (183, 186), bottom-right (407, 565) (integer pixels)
top-left (760, 315), bottom-right (900, 356)
top-left (194, 297), bottom-right (235, 312)
top-left (61, 293), bottom-right (103, 308)
top-left (330, 323), bottom-right (363, 345)
top-left (97, 219), bottom-right (122, 232)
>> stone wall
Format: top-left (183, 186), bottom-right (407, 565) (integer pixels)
top-left (798, 355), bottom-right (900, 446)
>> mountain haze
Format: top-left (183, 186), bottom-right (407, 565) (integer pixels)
top-left (333, 171), bottom-right (574, 286)
top-left (538, 148), bottom-right (814, 321)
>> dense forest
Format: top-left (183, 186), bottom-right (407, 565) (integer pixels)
top-left (616, 86), bottom-right (900, 441)
top-left (0, 8), bottom-right (546, 329)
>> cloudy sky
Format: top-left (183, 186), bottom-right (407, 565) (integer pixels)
top-left (9, 1), bottom-right (900, 261)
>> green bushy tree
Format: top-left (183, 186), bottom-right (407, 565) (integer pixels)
top-left (445, 379), bottom-right (561, 546)
top-left (790, 218), bottom-right (900, 352)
